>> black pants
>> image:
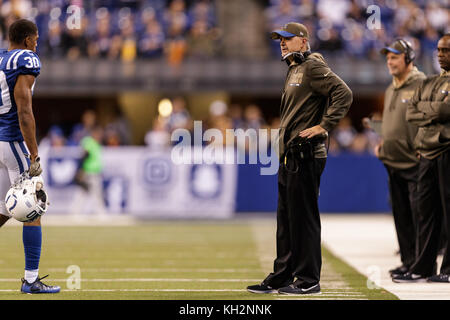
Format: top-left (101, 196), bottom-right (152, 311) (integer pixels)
top-left (265, 157), bottom-right (326, 287)
top-left (410, 149), bottom-right (450, 276)
top-left (385, 164), bottom-right (419, 268)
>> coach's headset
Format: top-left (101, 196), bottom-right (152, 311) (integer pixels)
top-left (282, 50), bottom-right (311, 66)
top-left (396, 39), bottom-right (415, 65)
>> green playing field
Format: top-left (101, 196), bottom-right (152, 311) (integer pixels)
top-left (0, 221), bottom-right (398, 300)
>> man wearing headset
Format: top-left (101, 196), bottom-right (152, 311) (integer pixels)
top-left (247, 22), bottom-right (352, 295)
top-left (393, 34), bottom-right (450, 283)
top-left (377, 40), bottom-right (426, 278)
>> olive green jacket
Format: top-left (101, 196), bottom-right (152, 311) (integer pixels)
top-left (278, 53), bottom-right (353, 158)
top-left (378, 67), bottom-right (426, 169)
top-left (406, 70), bottom-right (450, 159)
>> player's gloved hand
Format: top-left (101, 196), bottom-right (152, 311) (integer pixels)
top-left (28, 156), bottom-right (42, 177)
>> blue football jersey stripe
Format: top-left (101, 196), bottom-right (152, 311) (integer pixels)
top-left (9, 141), bottom-right (24, 173)
top-left (6, 50), bottom-right (21, 70)
top-left (12, 50), bottom-right (27, 70)
top-left (18, 141), bottom-right (31, 167)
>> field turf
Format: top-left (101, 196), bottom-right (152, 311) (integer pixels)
top-left (0, 221), bottom-right (398, 300)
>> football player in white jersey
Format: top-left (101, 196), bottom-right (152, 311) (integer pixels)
top-left (0, 19), bottom-right (59, 294)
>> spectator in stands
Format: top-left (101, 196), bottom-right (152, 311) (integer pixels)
top-left (104, 107), bottom-right (132, 145)
top-left (164, 0), bottom-right (189, 33)
top-left (138, 18), bottom-right (165, 58)
top-left (166, 96), bottom-right (192, 133)
top-left (208, 114), bottom-right (234, 147)
top-left (189, 0), bottom-right (215, 28)
top-left (244, 104), bottom-right (265, 130)
top-left (227, 104), bottom-right (245, 130)
top-left (422, 24), bottom-right (440, 54)
top-left (88, 12), bottom-right (115, 59)
top-left (362, 111), bottom-right (382, 155)
top-left (68, 109), bottom-right (97, 146)
top-left (145, 117), bottom-right (170, 150)
top-left (41, 19), bottom-right (64, 58)
top-left (104, 128), bottom-right (121, 147)
top-left (317, 0), bottom-right (350, 27)
top-left (342, 23), bottom-right (371, 58)
top-left (119, 15), bottom-right (137, 62)
top-left (425, 1), bottom-right (448, 34)
top-left (38, 125), bottom-right (66, 149)
top-left (186, 19), bottom-right (217, 59)
top-left (163, 0), bottom-right (188, 65)
top-left (331, 116), bottom-right (356, 152)
top-left (62, 16), bottom-right (89, 60)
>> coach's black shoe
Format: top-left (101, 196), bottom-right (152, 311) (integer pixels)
top-left (427, 274), bottom-right (450, 283)
top-left (389, 265), bottom-right (409, 277)
top-left (392, 272), bottom-right (427, 283)
top-left (278, 283), bottom-right (321, 295)
top-left (247, 281), bottom-right (281, 294)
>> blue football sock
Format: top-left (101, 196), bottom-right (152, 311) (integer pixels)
top-left (22, 226), bottom-right (42, 274)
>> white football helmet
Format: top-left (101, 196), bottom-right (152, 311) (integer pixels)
top-left (5, 174), bottom-right (49, 222)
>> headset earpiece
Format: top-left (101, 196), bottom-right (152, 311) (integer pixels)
top-left (397, 39), bottom-right (415, 65)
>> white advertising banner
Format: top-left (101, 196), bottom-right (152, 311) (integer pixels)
top-left (39, 146), bottom-right (237, 219)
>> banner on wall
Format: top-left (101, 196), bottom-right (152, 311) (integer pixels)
top-left (39, 146), bottom-right (237, 219)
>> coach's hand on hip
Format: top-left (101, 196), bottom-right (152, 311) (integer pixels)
top-left (299, 125), bottom-right (327, 139)
top-left (28, 156), bottom-right (42, 177)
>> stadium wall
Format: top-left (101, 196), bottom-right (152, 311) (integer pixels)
top-left (40, 146), bottom-right (389, 217)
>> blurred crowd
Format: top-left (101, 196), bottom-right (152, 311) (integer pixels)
top-left (39, 108), bottom-right (132, 149)
top-left (0, 0), bottom-right (447, 63)
top-left (0, 0), bottom-right (219, 65)
top-left (40, 97), bottom-right (382, 155)
top-left (265, 0), bottom-right (448, 61)
top-left (144, 97), bottom-right (381, 155)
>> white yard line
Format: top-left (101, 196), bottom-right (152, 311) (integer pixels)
top-left (321, 214), bottom-right (450, 300)
top-left (250, 220), bottom-right (365, 299)
top-left (0, 278), bottom-right (259, 282)
top-left (3, 215), bottom-right (139, 227)
top-left (0, 289), bottom-right (366, 297)
top-left (0, 289), bottom-right (246, 293)
top-left (0, 267), bottom-right (257, 273)
top-left (250, 220), bottom-right (277, 273)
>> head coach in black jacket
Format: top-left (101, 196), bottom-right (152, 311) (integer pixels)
top-left (247, 22), bottom-right (353, 295)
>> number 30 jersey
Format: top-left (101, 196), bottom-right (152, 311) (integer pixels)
top-left (0, 49), bottom-right (41, 142)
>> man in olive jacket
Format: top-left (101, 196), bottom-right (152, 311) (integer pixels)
top-left (393, 34), bottom-right (450, 283)
top-left (377, 40), bottom-right (426, 277)
top-left (247, 22), bottom-right (352, 295)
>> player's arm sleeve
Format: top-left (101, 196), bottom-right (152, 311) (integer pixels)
top-left (411, 101), bottom-right (450, 123)
top-left (406, 83), bottom-right (435, 126)
top-left (17, 52), bottom-right (41, 78)
top-left (308, 61), bottom-right (353, 132)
